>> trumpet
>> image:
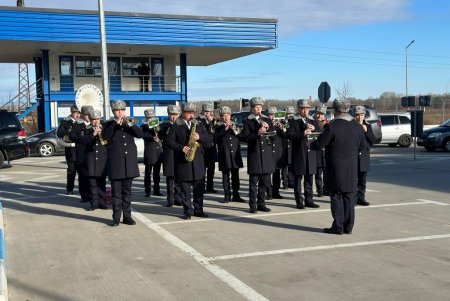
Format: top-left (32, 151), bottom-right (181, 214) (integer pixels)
top-left (95, 125), bottom-right (108, 146)
top-left (224, 121), bottom-right (241, 136)
top-left (121, 116), bottom-right (138, 127)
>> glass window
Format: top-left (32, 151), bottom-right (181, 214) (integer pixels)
top-left (399, 116), bottom-right (411, 124)
top-left (380, 115), bottom-right (397, 125)
top-left (122, 57), bottom-right (148, 77)
top-left (60, 57), bottom-right (72, 75)
top-left (75, 56), bottom-right (102, 77)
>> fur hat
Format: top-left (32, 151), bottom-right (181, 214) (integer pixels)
top-left (268, 107), bottom-right (277, 114)
top-left (250, 97), bottom-right (264, 107)
top-left (332, 98), bottom-right (350, 113)
top-left (89, 110), bottom-right (102, 120)
top-left (285, 106), bottom-right (295, 114)
top-left (80, 105), bottom-right (94, 115)
top-left (70, 104), bottom-right (80, 113)
top-left (202, 102), bottom-right (214, 112)
top-left (219, 106), bottom-right (232, 115)
top-left (167, 105), bottom-right (181, 115)
top-left (111, 100), bottom-right (126, 111)
top-left (297, 99), bottom-right (311, 108)
top-left (182, 102), bottom-right (196, 112)
top-left (315, 104), bottom-right (327, 114)
top-left (144, 108), bottom-right (155, 118)
top-left (353, 105), bottom-right (366, 115)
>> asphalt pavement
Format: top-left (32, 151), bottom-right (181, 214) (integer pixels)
top-left (0, 145), bottom-right (449, 301)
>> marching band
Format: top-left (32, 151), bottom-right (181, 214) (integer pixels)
top-left (58, 96), bottom-right (371, 233)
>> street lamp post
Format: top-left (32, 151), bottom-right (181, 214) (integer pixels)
top-left (405, 40), bottom-right (416, 159)
top-left (98, 0), bottom-right (111, 119)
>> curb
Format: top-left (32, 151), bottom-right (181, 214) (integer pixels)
top-left (0, 202), bottom-right (7, 301)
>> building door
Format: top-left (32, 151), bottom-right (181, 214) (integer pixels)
top-left (108, 57), bottom-right (121, 91)
top-left (151, 58), bottom-right (164, 92)
top-left (59, 56), bottom-right (74, 92)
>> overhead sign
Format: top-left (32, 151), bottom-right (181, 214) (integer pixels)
top-left (318, 82), bottom-right (331, 103)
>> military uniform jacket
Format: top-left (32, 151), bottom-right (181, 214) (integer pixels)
top-left (242, 114), bottom-right (276, 175)
top-left (316, 116), bottom-right (365, 193)
top-left (273, 127), bottom-right (286, 169)
top-left (56, 116), bottom-right (76, 162)
top-left (165, 118), bottom-right (212, 182)
top-left (358, 121), bottom-right (377, 172)
top-left (102, 119), bottom-right (143, 180)
top-left (286, 116), bottom-right (317, 176)
top-left (80, 126), bottom-right (108, 178)
top-left (196, 115), bottom-right (218, 165)
top-left (69, 120), bottom-right (89, 164)
top-left (159, 121), bottom-right (176, 177)
top-left (213, 123), bottom-right (244, 171)
top-left (311, 119), bottom-right (326, 168)
top-left (141, 123), bottom-right (162, 166)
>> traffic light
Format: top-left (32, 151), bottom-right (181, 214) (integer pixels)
top-left (402, 96), bottom-right (416, 107)
top-left (418, 95), bottom-right (432, 107)
top-left (214, 101), bottom-right (220, 109)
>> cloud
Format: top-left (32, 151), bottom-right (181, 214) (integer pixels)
top-left (22, 0), bottom-right (410, 36)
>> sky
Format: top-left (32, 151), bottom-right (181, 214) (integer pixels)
top-left (1, 0), bottom-right (450, 103)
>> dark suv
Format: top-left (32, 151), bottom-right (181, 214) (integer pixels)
top-left (0, 110), bottom-right (29, 168)
top-left (418, 119), bottom-right (450, 152)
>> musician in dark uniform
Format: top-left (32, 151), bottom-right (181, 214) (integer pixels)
top-left (281, 106), bottom-right (295, 189)
top-left (81, 110), bottom-right (108, 211)
top-left (196, 102), bottom-right (218, 193)
top-left (159, 105), bottom-right (182, 207)
top-left (213, 106), bottom-right (245, 203)
top-left (141, 108), bottom-right (163, 197)
top-left (102, 100), bottom-right (143, 226)
top-left (267, 107), bottom-right (285, 199)
top-left (56, 104), bottom-right (80, 195)
top-left (311, 104), bottom-right (328, 197)
top-left (241, 97), bottom-right (274, 213)
top-left (316, 98), bottom-right (365, 235)
top-left (69, 105), bottom-right (94, 203)
top-left (165, 103), bottom-right (212, 219)
top-left (286, 99), bottom-right (320, 209)
top-left (353, 105), bottom-right (377, 206)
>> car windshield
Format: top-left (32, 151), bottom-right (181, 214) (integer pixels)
top-left (440, 119), bottom-right (450, 127)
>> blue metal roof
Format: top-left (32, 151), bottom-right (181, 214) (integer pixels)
top-left (0, 6), bottom-right (277, 48)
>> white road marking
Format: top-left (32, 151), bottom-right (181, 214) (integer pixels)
top-left (20, 188), bottom-right (47, 193)
top-left (132, 210), bottom-right (269, 301)
top-left (417, 199), bottom-right (449, 206)
top-left (207, 234), bottom-right (450, 262)
top-left (155, 200), bottom-right (433, 226)
top-left (366, 189), bottom-right (380, 192)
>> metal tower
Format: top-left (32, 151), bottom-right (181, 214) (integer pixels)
top-left (17, 0), bottom-right (31, 110)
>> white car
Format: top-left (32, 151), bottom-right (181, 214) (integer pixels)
top-left (135, 138), bottom-right (144, 161)
top-left (378, 113), bottom-right (412, 147)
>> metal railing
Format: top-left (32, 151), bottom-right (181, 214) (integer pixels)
top-left (50, 75), bottom-right (181, 93)
top-left (0, 77), bottom-right (43, 111)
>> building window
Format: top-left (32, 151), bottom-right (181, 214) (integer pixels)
top-left (122, 57), bottom-right (149, 77)
top-left (59, 57), bottom-right (72, 75)
top-left (75, 56), bottom-right (102, 77)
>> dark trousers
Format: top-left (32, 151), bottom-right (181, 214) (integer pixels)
top-left (88, 176), bottom-right (106, 208)
top-left (315, 167), bottom-right (324, 192)
top-left (267, 169), bottom-right (282, 197)
top-left (293, 174), bottom-right (313, 205)
top-left (222, 168), bottom-right (240, 200)
top-left (330, 191), bottom-right (356, 233)
top-left (66, 160), bottom-right (76, 193)
top-left (111, 178), bottom-right (133, 222)
top-left (166, 176), bottom-right (181, 205)
top-left (206, 161), bottom-right (216, 190)
top-left (282, 165), bottom-right (294, 188)
top-left (139, 76), bottom-right (149, 91)
top-left (144, 162), bottom-right (161, 195)
top-left (249, 174), bottom-right (270, 209)
top-left (75, 162), bottom-right (91, 202)
top-left (180, 180), bottom-right (205, 217)
top-left (357, 171), bottom-right (368, 201)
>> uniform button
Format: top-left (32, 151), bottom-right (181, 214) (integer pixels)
top-left (123, 135), bottom-right (125, 138)
top-left (96, 158), bottom-right (98, 160)
top-left (125, 151), bottom-right (128, 154)
top-left (262, 150), bottom-right (264, 152)
top-left (124, 143), bottom-right (127, 146)
top-left (96, 150), bottom-right (98, 153)
top-left (229, 137), bottom-right (232, 140)
top-left (230, 144), bottom-right (233, 146)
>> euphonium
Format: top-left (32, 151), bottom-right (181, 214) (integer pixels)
top-left (185, 119), bottom-right (199, 162)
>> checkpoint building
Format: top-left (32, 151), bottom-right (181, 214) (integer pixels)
top-left (0, 5), bottom-right (277, 132)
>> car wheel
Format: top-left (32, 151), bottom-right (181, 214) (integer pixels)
top-left (388, 143), bottom-right (397, 147)
top-left (425, 146), bottom-right (436, 152)
top-left (0, 151), bottom-right (4, 169)
top-left (398, 134), bottom-right (412, 147)
top-left (443, 138), bottom-right (450, 152)
top-left (38, 142), bottom-right (55, 157)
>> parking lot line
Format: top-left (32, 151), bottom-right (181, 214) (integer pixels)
top-left (132, 210), bottom-right (269, 301)
top-left (207, 234), bottom-right (450, 262)
top-left (417, 199), bottom-right (449, 206)
top-left (155, 200), bottom-right (434, 226)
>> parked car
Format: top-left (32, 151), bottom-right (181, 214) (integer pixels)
top-left (0, 110), bottom-right (29, 168)
top-left (378, 113), bottom-right (412, 147)
top-left (26, 129), bottom-right (67, 157)
top-left (418, 119), bottom-right (450, 152)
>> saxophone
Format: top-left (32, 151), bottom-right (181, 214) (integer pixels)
top-left (185, 120), bottom-right (199, 162)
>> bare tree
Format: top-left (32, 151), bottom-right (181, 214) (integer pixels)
top-left (335, 81), bottom-right (353, 99)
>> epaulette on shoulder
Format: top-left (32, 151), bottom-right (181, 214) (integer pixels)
top-left (175, 118), bottom-right (185, 126)
top-left (64, 116), bottom-right (72, 121)
top-left (247, 114), bottom-right (256, 120)
top-left (292, 115), bottom-right (301, 120)
top-left (76, 119), bottom-right (84, 124)
top-left (260, 114), bottom-right (268, 119)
